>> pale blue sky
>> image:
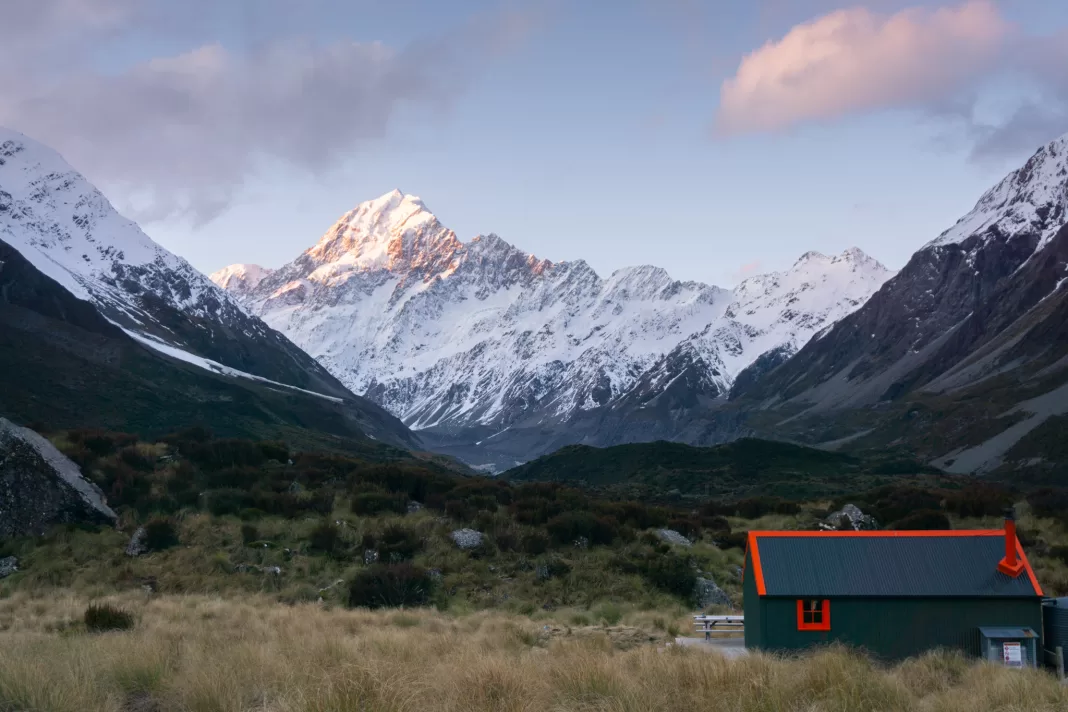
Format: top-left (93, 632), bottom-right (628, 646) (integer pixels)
top-left (4, 0), bottom-right (1067, 285)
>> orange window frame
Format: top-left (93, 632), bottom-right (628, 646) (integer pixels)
top-left (796, 599), bottom-right (831, 631)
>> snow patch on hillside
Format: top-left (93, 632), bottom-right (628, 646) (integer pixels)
top-left (122, 328), bottom-right (343, 403)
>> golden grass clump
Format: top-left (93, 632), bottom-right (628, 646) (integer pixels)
top-left (1, 592), bottom-right (1067, 712)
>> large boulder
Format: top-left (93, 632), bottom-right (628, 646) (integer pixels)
top-left (0, 556), bottom-right (17, 578)
top-left (0, 418), bottom-right (117, 537)
top-left (656, 529), bottom-right (692, 547)
top-left (450, 528), bottom-right (484, 550)
top-left (821, 504), bottom-right (878, 531)
top-left (694, 576), bottom-right (732, 608)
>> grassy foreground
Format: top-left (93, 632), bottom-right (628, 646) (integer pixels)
top-left (2, 593), bottom-right (1067, 712)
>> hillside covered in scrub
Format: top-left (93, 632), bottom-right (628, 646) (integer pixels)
top-left (503, 438), bottom-right (945, 501)
top-left (3, 426), bottom-right (1068, 612)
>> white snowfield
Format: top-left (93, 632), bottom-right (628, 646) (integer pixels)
top-left (218, 190), bottom-right (894, 431)
top-left (120, 328), bottom-right (342, 403)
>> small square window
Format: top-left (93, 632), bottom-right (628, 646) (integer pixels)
top-left (797, 599), bottom-right (831, 631)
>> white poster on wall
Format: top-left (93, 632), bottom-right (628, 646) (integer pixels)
top-left (1003, 642), bottom-right (1023, 668)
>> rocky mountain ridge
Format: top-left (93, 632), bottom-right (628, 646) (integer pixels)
top-left (216, 191), bottom-right (892, 468)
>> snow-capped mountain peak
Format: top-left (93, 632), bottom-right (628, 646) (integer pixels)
top-left (0, 127), bottom-right (218, 310)
top-left (929, 132), bottom-right (1068, 251)
top-left (304, 190), bottom-right (462, 278)
top-left (222, 193), bottom-right (893, 459)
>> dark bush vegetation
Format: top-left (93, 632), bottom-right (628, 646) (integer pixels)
top-left (377, 524), bottom-right (421, 562)
top-left (546, 511), bottom-right (618, 547)
top-left (68, 429), bottom-right (139, 459)
top-left (522, 531), bottom-right (550, 555)
top-left (1026, 488), bottom-right (1068, 521)
top-left (143, 518), bottom-right (179, 551)
top-left (625, 550), bottom-right (697, 599)
top-left (308, 522), bottom-right (342, 555)
top-left (732, 497), bottom-right (800, 519)
top-left (351, 489), bottom-right (407, 516)
top-left (241, 524), bottom-right (260, 546)
top-left (943, 484), bottom-right (1014, 518)
top-left (84, 603), bottom-right (135, 632)
top-left (890, 510), bottom-right (952, 530)
top-left (348, 564), bottom-right (434, 609)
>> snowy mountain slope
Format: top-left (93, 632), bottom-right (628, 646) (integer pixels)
top-left (733, 131), bottom-right (1068, 477)
top-left (0, 127), bottom-right (418, 449)
top-left (929, 134), bottom-right (1067, 252)
top-left (208, 263), bottom-right (275, 298)
top-left (219, 189), bottom-right (892, 464)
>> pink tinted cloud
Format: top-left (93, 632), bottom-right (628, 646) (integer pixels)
top-left (715, 0), bottom-right (1012, 135)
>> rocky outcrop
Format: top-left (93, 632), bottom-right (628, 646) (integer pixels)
top-left (125, 527), bottom-right (148, 557)
top-left (0, 556), bottom-right (17, 578)
top-left (821, 504), bottom-right (878, 531)
top-left (656, 529), bottom-right (692, 547)
top-left (449, 528), bottom-right (484, 550)
top-left (694, 576), bottom-right (731, 608)
top-left (0, 418), bottom-right (117, 537)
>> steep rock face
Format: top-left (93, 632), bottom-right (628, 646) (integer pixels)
top-left (0, 418), bottom-right (117, 538)
top-left (737, 133), bottom-right (1068, 475)
top-left (221, 191), bottom-right (891, 466)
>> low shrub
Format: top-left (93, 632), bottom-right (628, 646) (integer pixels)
top-left (203, 488), bottom-right (251, 516)
top-left (598, 602), bottom-right (623, 625)
top-left (351, 490), bottom-right (407, 516)
top-left (890, 510), bottom-right (951, 530)
top-left (522, 531), bottom-right (550, 555)
top-left (84, 603), bottom-right (135, 632)
top-left (309, 522), bottom-right (342, 555)
top-left (946, 484), bottom-right (1014, 518)
top-left (546, 511), bottom-right (618, 547)
top-left (378, 524), bottom-right (421, 562)
top-left (1026, 488), bottom-right (1068, 520)
top-left (445, 499), bottom-right (477, 524)
top-left (118, 445), bottom-right (154, 472)
top-left (241, 524), bottom-right (260, 546)
top-left (733, 497), bottom-right (800, 519)
top-left (258, 440), bottom-right (290, 463)
top-left (493, 529), bottom-right (519, 552)
top-left (700, 515), bottom-right (731, 533)
top-left (348, 564), bottom-right (434, 609)
top-left (717, 531), bottom-right (748, 550)
top-left (640, 552), bottom-right (696, 599)
top-left (668, 517), bottom-right (702, 539)
top-left (143, 518), bottom-right (179, 551)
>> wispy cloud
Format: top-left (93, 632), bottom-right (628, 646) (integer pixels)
top-left (715, 1), bottom-right (1010, 136)
top-left (0, 1), bottom-right (546, 226)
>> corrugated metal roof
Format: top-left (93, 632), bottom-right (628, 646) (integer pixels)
top-left (754, 534), bottom-right (1040, 597)
top-left (979, 627), bottom-right (1038, 638)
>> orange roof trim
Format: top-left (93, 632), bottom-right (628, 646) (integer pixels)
top-left (746, 529), bottom-right (1043, 598)
top-left (750, 529), bottom-right (1006, 538)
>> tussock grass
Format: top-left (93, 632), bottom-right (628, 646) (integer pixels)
top-left (1, 593), bottom-right (1065, 712)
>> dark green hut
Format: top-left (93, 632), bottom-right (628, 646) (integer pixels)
top-left (742, 516), bottom-right (1044, 662)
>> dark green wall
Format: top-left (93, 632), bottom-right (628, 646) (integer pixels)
top-left (751, 596), bottom-right (1042, 660)
top-left (742, 548), bottom-right (763, 649)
